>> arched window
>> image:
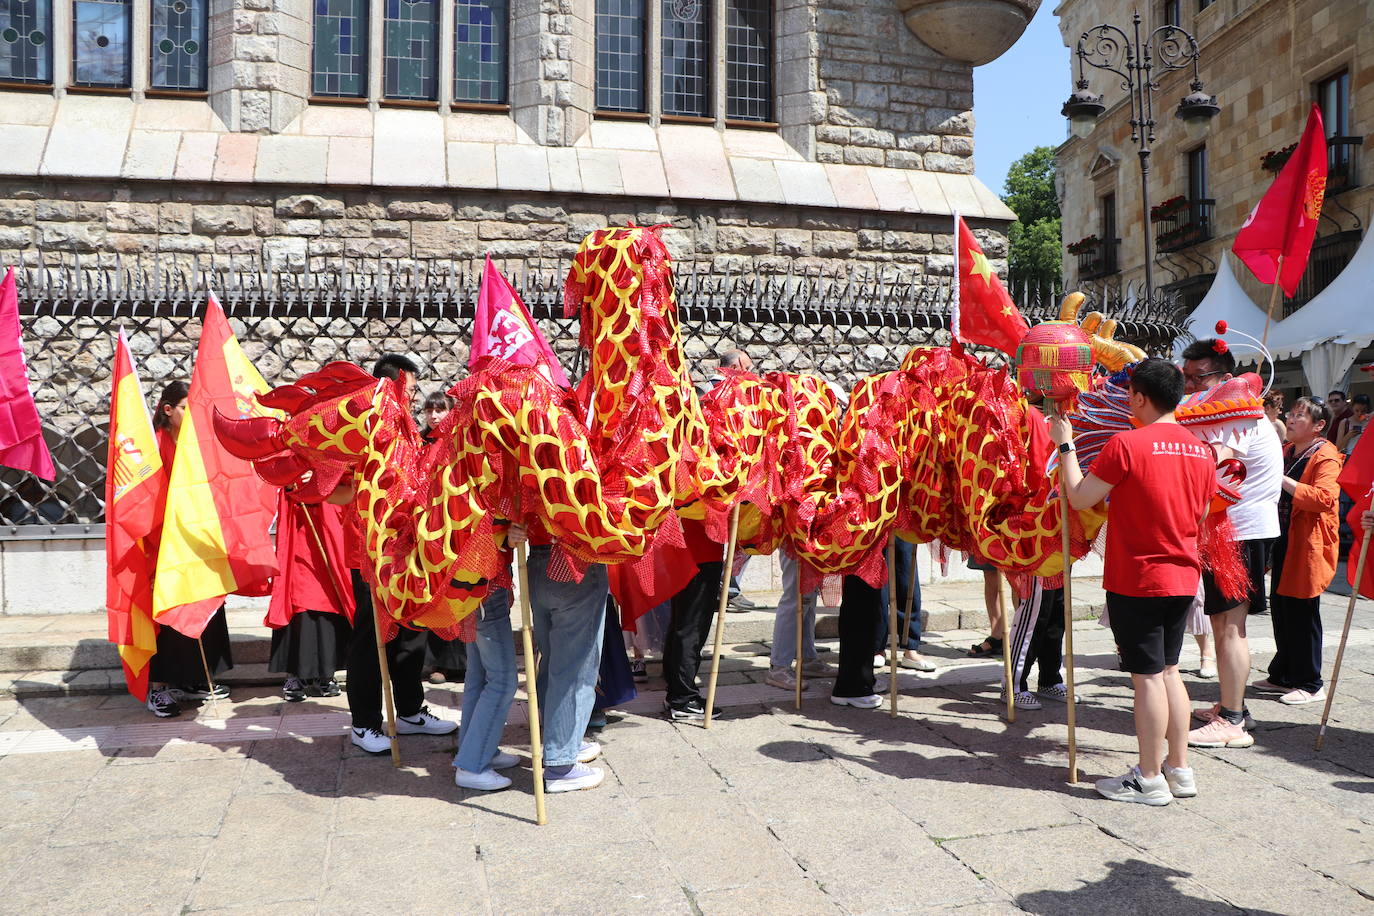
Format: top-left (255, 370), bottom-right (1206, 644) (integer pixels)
top-left (150, 0), bottom-right (207, 91)
top-left (0, 0), bottom-right (53, 85)
top-left (313, 0), bottom-right (368, 97)
top-left (383, 0), bottom-right (438, 101)
top-left (72, 0), bottom-right (130, 87)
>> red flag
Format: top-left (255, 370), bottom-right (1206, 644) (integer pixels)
top-left (105, 330), bottom-right (167, 701)
top-left (952, 216), bottom-right (1030, 356)
top-left (470, 255), bottom-right (570, 387)
top-left (0, 267), bottom-right (55, 479)
top-left (1339, 427), bottom-right (1374, 599)
top-left (152, 294), bottom-right (280, 637)
top-left (1232, 104), bottom-right (1328, 297)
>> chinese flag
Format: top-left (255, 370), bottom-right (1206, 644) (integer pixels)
top-left (953, 216), bottom-right (1030, 356)
top-left (0, 267), bottom-right (55, 479)
top-left (152, 294), bottom-right (281, 637)
top-left (470, 255), bottom-right (570, 387)
top-left (105, 330), bottom-right (167, 701)
top-left (1339, 429), bottom-right (1374, 599)
top-left (1232, 104), bottom-right (1328, 298)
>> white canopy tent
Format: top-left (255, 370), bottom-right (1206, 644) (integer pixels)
top-left (1174, 254), bottom-right (1272, 358)
top-left (1265, 227), bottom-right (1374, 397)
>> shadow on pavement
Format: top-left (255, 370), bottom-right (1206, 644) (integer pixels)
top-left (1014, 859), bottom-right (1285, 916)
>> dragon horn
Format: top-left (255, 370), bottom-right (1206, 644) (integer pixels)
top-left (212, 408), bottom-right (287, 460)
top-left (1058, 291), bottom-right (1086, 322)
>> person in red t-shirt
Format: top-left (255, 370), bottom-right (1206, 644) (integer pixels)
top-left (1049, 358), bottom-right (1215, 807)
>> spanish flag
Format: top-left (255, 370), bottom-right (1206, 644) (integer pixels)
top-left (152, 295), bottom-right (280, 637)
top-left (105, 329), bottom-right (166, 701)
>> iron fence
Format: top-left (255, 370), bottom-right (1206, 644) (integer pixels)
top-left (1, 252), bottom-right (1189, 532)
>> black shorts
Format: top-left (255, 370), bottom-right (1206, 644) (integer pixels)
top-left (1202, 538), bottom-right (1273, 616)
top-left (1106, 592), bottom-right (1192, 675)
top-left (967, 556), bottom-right (996, 573)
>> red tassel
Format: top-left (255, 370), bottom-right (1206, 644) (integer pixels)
top-left (1200, 513), bottom-right (1248, 602)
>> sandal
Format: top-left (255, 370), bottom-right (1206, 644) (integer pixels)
top-left (967, 637), bottom-right (1003, 658)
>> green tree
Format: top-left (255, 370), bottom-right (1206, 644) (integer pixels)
top-left (1002, 146), bottom-right (1062, 286)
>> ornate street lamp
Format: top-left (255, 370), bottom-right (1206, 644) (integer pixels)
top-left (1061, 11), bottom-right (1220, 301)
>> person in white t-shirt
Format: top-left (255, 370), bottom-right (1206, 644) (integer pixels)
top-left (1178, 339), bottom-right (1283, 750)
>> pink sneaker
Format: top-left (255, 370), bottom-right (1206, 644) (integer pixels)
top-left (1188, 717), bottom-right (1254, 748)
top-left (1192, 703), bottom-right (1221, 723)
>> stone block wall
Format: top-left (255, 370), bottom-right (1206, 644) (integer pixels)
top-left (2, 178), bottom-right (1011, 280)
top-left (209, 0), bottom-right (312, 133)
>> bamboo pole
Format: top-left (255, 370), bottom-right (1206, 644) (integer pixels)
top-left (1316, 524), bottom-right (1371, 751)
top-left (367, 587), bottom-right (402, 768)
top-left (1260, 254), bottom-right (1285, 347)
top-left (1002, 576), bottom-right (1015, 724)
top-left (514, 532), bottom-right (547, 825)
top-left (1060, 487), bottom-right (1079, 784)
top-left (794, 555), bottom-right (804, 710)
top-left (196, 638), bottom-right (222, 719)
top-left (888, 540), bottom-right (899, 717)
top-left (704, 504), bottom-right (741, 729)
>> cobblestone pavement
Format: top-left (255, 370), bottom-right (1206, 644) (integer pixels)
top-left (3, 592), bottom-right (1373, 915)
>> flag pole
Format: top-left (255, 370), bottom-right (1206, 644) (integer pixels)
top-left (510, 494), bottom-right (546, 825)
top-left (887, 540), bottom-right (899, 717)
top-left (298, 502), bottom-right (351, 622)
top-left (1316, 515), bottom-right (1371, 751)
top-left (196, 637), bottom-right (222, 718)
top-left (1260, 255), bottom-right (1285, 347)
top-left (704, 503), bottom-right (741, 729)
top-left (793, 554), bottom-right (804, 710)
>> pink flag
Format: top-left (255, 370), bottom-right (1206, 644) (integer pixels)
top-left (470, 255), bottom-right (570, 387)
top-left (0, 267), bottom-right (54, 480)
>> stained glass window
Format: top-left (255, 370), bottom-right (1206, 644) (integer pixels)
top-left (725, 0), bottom-right (770, 121)
top-left (72, 0), bottom-right (129, 87)
top-left (383, 0), bottom-right (437, 101)
top-left (595, 0), bottom-right (643, 113)
top-left (661, 0), bottom-right (708, 117)
top-left (151, 0), bottom-right (205, 90)
top-left (453, 0), bottom-right (506, 104)
top-left (0, 0), bottom-right (52, 84)
top-left (312, 0), bottom-right (367, 97)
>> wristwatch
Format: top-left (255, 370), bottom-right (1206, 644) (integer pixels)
top-left (1058, 442), bottom-right (1075, 454)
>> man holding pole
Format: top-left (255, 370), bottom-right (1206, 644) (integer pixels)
top-left (1048, 358), bottom-right (1214, 806)
top-left (341, 355), bottom-right (457, 754)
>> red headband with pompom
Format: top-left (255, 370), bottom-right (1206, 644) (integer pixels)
top-left (1212, 339), bottom-right (1229, 355)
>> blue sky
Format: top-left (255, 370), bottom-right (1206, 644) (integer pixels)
top-left (973, 6), bottom-right (1070, 199)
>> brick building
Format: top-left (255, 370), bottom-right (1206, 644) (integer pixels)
top-left (1055, 0), bottom-right (1374, 395)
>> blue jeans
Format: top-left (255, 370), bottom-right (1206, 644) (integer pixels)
top-left (771, 551), bottom-right (819, 667)
top-left (876, 538), bottom-right (922, 653)
top-left (528, 547), bottom-right (608, 767)
top-left (454, 586), bottom-right (518, 773)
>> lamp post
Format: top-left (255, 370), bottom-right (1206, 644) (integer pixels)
top-left (1061, 11), bottom-right (1220, 302)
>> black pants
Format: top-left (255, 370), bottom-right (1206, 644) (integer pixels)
top-left (835, 575), bottom-right (881, 698)
top-left (1268, 540), bottom-right (1324, 692)
top-left (1009, 582), bottom-right (1065, 693)
top-left (149, 605), bottom-right (232, 685)
top-left (663, 560), bottom-right (724, 708)
top-left (345, 570), bottom-right (427, 729)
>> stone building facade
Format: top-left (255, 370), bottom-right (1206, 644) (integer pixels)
top-left (1056, 0), bottom-right (1374, 318)
top-left (0, 0), bottom-right (1036, 282)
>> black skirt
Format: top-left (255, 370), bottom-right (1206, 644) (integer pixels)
top-left (149, 605), bottom-right (233, 685)
top-left (268, 610), bottom-right (352, 681)
top-left (424, 631), bottom-right (467, 673)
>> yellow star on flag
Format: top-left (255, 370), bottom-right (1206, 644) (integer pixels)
top-left (967, 248), bottom-right (995, 286)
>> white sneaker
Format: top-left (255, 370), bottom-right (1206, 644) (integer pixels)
top-left (577, 740), bottom-right (601, 763)
top-left (765, 666), bottom-right (799, 690)
top-left (1038, 683), bottom-right (1077, 704)
top-left (898, 654), bottom-right (937, 672)
top-left (351, 727), bottom-right (391, 754)
top-left (454, 767), bottom-right (511, 791)
top-left (545, 763), bottom-right (604, 793)
top-left (1162, 762), bottom-right (1197, 798)
top-left (1280, 687), bottom-right (1326, 705)
top-left (830, 694), bottom-right (883, 709)
top-left (1095, 765), bottom-right (1172, 806)
top-left (490, 751), bottom-right (520, 770)
top-left (1013, 691), bottom-right (1042, 710)
top-left (395, 705), bottom-right (458, 735)
top-left (872, 654), bottom-right (886, 668)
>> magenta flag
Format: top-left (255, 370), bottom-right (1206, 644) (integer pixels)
top-left (469, 255), bottom-right (570, 388)
top-left (0, 267), bottom-right (54, 480)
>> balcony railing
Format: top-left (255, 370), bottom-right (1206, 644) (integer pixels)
top-left (1077, 237), bottom-right (1120, 280)
top-left (1155, 198), bottom-right (1214, 252)
top-left (1328, 136), bottom-right (1363, 195)
top-left (1283, 229), bottom-right (1362, 316)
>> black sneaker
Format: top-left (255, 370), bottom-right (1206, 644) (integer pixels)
top-left (146, 687), bottom-right (182, 718)
top-left (282, 677), bottom-right (307, 702)
top-left (664, 699), bottom-right (722, 722)
top-left (306, 678), bottom-right (341, 698)
top-left (171, 683), bottom-right (230, 701)
top-left (630, 659), bottom-right (648, 683)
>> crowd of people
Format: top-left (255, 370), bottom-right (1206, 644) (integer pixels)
top-left (138, 343), bottom-right (1368, 809)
